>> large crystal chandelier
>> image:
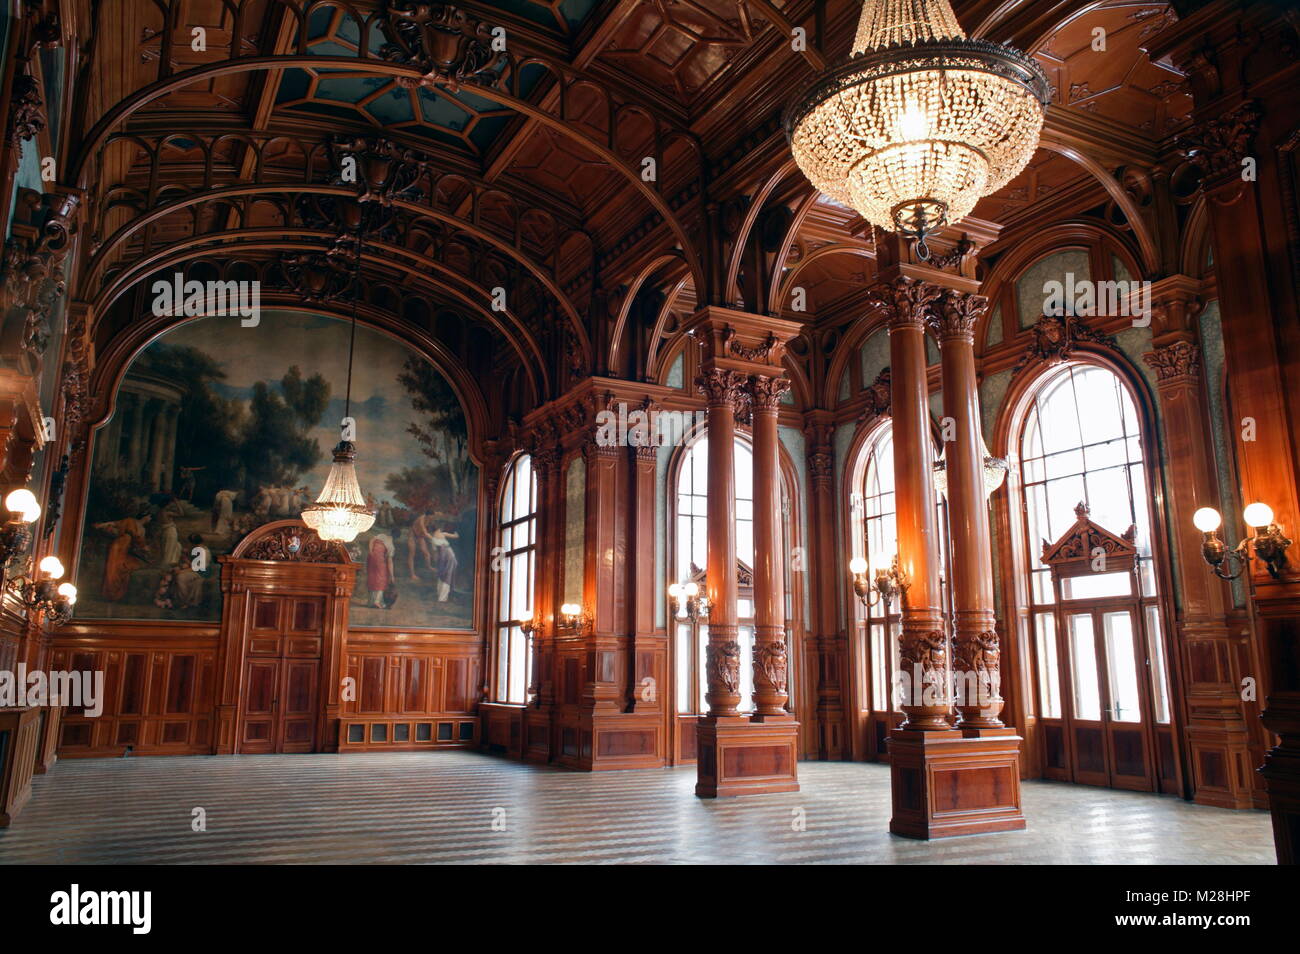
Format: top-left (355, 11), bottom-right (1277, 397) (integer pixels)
top-left (301, 240), bottom-right (375, 543)
top-left (785, 0), bottom-right (1050, 257)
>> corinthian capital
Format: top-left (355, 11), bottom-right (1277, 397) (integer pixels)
top-left (929, 290), bottom-right (988, 342)
top-left (868, 277), bottom-right (942, 330)
top-left (1142, 340), bottom-right (1201, 383)
top-left (695, 368), bottom-right (749, 410)
top-left (748, 374), bottom-right (790, 412)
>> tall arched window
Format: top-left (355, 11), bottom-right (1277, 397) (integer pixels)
top-left (493, 454), bottom-right (536, 704)
top-left (1017, 362), bottom-right (1172, 791)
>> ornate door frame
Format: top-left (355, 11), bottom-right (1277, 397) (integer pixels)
top-left (213, 520), bottom-right (358, 754)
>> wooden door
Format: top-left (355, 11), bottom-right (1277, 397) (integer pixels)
top-left (239, 593), bottom-right (325, 753)
top-left (1061, 607), bottom-right (1156, 791)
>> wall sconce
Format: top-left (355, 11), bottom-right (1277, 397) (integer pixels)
top-left (558, 602), bottom-right (587, 629)
top-left (849, 554), bottom-right (909, 608)
top-left (1194, 504), bottom-right (1292, 581)
top-left (0, 488), bottom-right (41, 569)
top-left (518, 608), bottom-right (536, 637)
top-left (7, 555), bottom-right (77, 626)
top-left (668, 580), bottom-right (710, 622)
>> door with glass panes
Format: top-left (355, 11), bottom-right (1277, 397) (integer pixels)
top-left (1042, 507), bottom-right (1159, 791)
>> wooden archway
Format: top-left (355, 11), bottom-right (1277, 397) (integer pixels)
top-left (214, 520), bottom-right (358, 755)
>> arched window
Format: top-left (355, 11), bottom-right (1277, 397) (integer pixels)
top-left (1017, 362), bottom-right (1172, 790)
top-left (493, 454), bottom-right (536, 704)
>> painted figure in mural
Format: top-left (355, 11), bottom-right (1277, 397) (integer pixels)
top-left (367, 530), bottom-right (396, 609)
top-left (178, 465), bottom-right (204, 501)
top-left (407, 510), bottom-right (436, 580)
top-left (156, 497), bottom-right (183, 568)
top-left (94, 511), bottom-right (153, 601)
top-left (251, 486), bottom-right (273, 521)
top-left (211, 489), bottom-right (239, 535)
top-left (431, 524), bottom-right (459, 602)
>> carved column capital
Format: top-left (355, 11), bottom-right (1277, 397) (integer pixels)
top-left (1143, 340), bottom-right (1202, 383)
top-left (869, 277), bottom-right (942, 330)
top-left (748, 373), bottom-right (790, 412)
top-left (1177, 100), bottom-right (1261, 183)
top-left (695, 367), bottom-right (748, 411)
top-left (929, 290), bottom-right (988, 343)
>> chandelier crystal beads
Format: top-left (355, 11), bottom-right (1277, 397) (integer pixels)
top-left (785, 0), bottom-right (1050, 256)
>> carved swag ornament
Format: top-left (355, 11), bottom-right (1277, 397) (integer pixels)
top-left (241, 526), bottom-right (349, 563)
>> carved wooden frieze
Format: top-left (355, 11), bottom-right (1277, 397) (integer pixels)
top-left (238, 525), bottom-right (349, 564)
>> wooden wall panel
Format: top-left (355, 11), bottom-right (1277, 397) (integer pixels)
top-left (50, 621), bottom-right (219, 758)
top-left (338, 629), bottom-right (481, 752)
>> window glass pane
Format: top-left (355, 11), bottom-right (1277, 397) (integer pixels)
top-left (676, 622), bottom-right (693, 714)
top-left (1061, 571), bottom-right (1132, 600)
top-left (496, 629), bottom-right (510, 703)
top-left (1145, 605), bottom-right (1171, 724)
top-left (1068, 613), bottom-right (1101, 721)
top-left (871, 622), bottom-right (886, 710)
top-left (1034, 612), bottom-right (1061, 719)
top-left (507, 626), bottom-right (527, 704)
top-left (1103, 612), bottom-right (1141, 723)
top-left (494, 455), bottom-right (537, 703)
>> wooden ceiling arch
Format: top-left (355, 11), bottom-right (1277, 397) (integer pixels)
top-left (87, 234), bottom-right (550, 401)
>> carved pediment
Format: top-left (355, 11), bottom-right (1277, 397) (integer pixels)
top-left (1040, 502), bottom-right (1137, 580)
top-left (231, 520), bottom-right (352, 564)
top-left (689, 560), bottom-right (753, 588)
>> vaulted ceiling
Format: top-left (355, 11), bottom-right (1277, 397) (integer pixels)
top-left (67, 0), bottom-right (1198, 422)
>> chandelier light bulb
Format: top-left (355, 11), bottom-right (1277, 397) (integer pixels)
top-left (1193, 507), bottom-right (1222, 533)
top-left (39, 556), bottom-right (65, 579)
top-left (5, 488), bottom-right (40, 523)
top-left (1243, 502), bottom-right (1275, 529)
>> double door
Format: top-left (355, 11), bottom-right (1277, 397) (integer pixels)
top-left (239, 593), bottom-right (326, 753)
top-left (1059, 604), bottom-right (1155, 790)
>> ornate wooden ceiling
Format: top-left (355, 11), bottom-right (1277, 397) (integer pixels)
top-left (56, 0), bottom-right (1201, 428)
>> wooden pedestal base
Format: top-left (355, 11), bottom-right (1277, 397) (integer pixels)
top-left (887, 728), bottom-right (1025, 839)
top-left (0, 707), bottom-right (40, 827)
top-left (695, 717), bottom-right (799, 797)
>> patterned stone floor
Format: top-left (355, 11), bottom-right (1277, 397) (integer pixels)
top-left (0, 751), bottom-right (1275, 864)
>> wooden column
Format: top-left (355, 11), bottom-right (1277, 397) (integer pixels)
top-left (932, 291), bottom-right (1005, 731)
top-left (878, 278), bottom-right (949, 731)
top-left (804, 412), bottom-right (847, 759)
top-left (1142, 279), bottom-right (1253, 808)
top-left (874, 275), bottom-right (1025, 838)
top-left (697, 367), bottom-right (746, 720)
top-left (688, 307), bottom-right (801, 797)
top-left (750, 374), bottom-right (792, 720)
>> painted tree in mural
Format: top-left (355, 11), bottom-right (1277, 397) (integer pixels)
top-left (392, 355), bottom-right (474, 514)
top-left (242, 366), bottom-right (331, 496)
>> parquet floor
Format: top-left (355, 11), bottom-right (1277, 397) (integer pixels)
top-left (0, 751), bottom-right (1275, 864)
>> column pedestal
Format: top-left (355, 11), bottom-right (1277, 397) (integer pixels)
top-left (887, 728), bottom-right (1026, 838)
top-left (696, 718), bottom-right (800, 797)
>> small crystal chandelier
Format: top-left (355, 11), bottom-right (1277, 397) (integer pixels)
top-left (934, 436), bottom-right (1008, 500)
top-left (301, 239), bottom-right (375, 543)
top-left (785, 0), bottom-right (1050, 258)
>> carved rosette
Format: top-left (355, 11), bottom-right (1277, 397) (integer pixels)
top-left (754, 640), bottom-right (789, 694)
top-left (1177, 100), bottom-right (1261, 181)
top-left (1142, 341), bottom-right (1201, 383)
top-left (695, 367), bottom-right (749, 411)
top-left (869, 277), bottom-right (942, 330)
top-left (930, 290), bottom-right (988, 343)
top-left (706, 640), bottom-right (742, 695)
top-left (748, 373), bottom-right (790, 413)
